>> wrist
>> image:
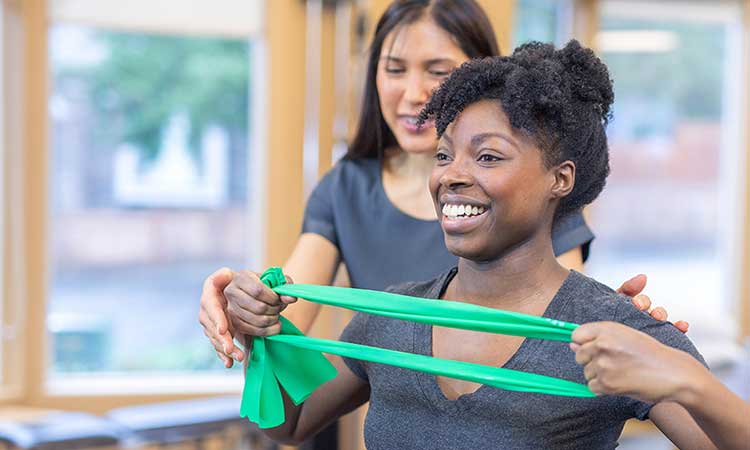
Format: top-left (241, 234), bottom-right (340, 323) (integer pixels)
top-left (665, 351), bottom-right (711, 407)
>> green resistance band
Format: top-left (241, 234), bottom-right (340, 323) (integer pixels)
top-left (241, 268), bottom-right (594, 429)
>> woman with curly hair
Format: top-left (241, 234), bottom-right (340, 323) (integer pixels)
top-left (254, 40), bottom-right (745, 449)
top-left (200, 0), bottom-right (681, 372)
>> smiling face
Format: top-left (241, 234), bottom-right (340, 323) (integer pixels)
top-left (429, 99), bottom-right (575, 261)
top-left (376, 16), bottom-right (469, 155)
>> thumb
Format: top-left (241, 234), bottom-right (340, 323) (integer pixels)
top-left (616, 274), bottom-right (647, 297)
top-left (571, 322), bottom-right (605, 345)
top-left (211, 267), bottom-right (234, 291)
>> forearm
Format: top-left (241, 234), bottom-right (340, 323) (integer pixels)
top-left (674, 364), bottom-right (750, 450)
top-left (281, 233), bottom-right (341, 333)
top-left (261, 389), bottom-right (305, 444)
top-left (260, 356), bottom-right (370, 444)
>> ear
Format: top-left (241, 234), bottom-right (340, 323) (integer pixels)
top-left (549, 160), bottom-right (575, 200)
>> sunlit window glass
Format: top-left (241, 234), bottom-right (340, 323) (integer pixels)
top-left (513, 0), bottom-right (570, 47)
top-left (588, 2), bottom-right (744, 357)
top-left (48, 26), bottom-right (252, 374)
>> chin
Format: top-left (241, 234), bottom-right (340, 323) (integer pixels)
top-left (444, 238), bottom-right (490, 261)
top-left (396, 136), bottom-right (438, 155)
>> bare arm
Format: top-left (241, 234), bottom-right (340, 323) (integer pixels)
top-left (281, 233), bottom-right (341, 333)
top-left (650, 363), bottom-right (750, 450)
top-left (572, 322), bottom-right (749, 450)
top-left (199, 233), bottom-right (340, 365)
top-left (262, 355), bottom-right (370, 444)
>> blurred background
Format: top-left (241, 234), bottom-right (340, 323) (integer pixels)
top-left (0, 0), bottom-right (748, 449)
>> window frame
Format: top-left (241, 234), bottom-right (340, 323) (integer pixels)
top-left (591, 0), bottom-right (748, 340)
top-left (5, 0), bottom-right (309, 411)
top-left (1, 0), bottom-right (27, 402)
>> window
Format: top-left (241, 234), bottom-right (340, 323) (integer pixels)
top-left (512, 0), bottom-right (573, 47)
top-left (588, 0), bottom-right (746, 359)
top-left (48, 27), bottom-right (254, 379)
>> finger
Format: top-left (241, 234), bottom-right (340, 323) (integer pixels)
top-left (203, 326), bottom-right (237, 365)
top-left (632, 294), bottom-right (651, 311)
top-left (228, 303), bottom-right (281, 329)
top-left (583, 361), bottom-right (598, 381)
top-left (616, 274), bottom-right (647, 297)
top-left (569, 342), bottom-right (581, 352)
top-left (201, 279), bottom-right (232, 335)
top-left (279, 275), bottom-right (298, 304)
top-left (224, 288), bottom-right (286, 315)
top-left (203, 322), bottom-right (229, 353)
top-left (229, 320), bottom-right (283, 338)
top-left (280, 295), bottom-right (298, 305)
top-left (650, 306), bottom-right (667, 322)
top-left (219, 352), bottom-right (233, 369)
top-left (587, 378), bottom-right (604, 395)
top-left (199, 308), bottom-right (233, 352)
top-left (674, 320), bottom-right (689, 334)
top-left (229, 345), bottom-right (245, 362)
top-left (571, 322), bottom-right (604, 345)
top-left (574, 341), bottom-right (598, 366)
top-left (233, 271), bottom-right (284, 307)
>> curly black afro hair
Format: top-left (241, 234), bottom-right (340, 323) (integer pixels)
top-left (419, 39), bottom-right (613, 218)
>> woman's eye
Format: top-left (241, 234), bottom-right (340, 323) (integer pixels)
top-left (385, 67), bottom-right (405, 74)
top-left (429, 70), bottom-right (450, 77)
top-left (435, 152), bottom-right (450, 162)
top-left (478, 154), bottom-right (501, 162)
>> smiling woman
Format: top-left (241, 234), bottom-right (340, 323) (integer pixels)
top-left (201, 0), bottom-right (599, 372)
top-left (252, 40), bottom-right (723, 450)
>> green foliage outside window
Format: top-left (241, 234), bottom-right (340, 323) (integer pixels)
top-left (56, 32), bottom-right (250, 163)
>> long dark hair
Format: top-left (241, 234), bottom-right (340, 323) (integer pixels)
top-left (346, 0), bottom-right (500, 160)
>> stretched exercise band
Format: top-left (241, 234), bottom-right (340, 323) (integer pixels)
top-left (241, 267), bottom-right (594, 429)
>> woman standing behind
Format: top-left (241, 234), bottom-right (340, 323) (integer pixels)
top-left (199, 0), bottom-right (676, 367)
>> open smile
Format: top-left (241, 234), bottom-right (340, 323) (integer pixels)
top-left (398, 115), bottom-right (435, 134)
top-left (440, 201), bottom-right (490, 234)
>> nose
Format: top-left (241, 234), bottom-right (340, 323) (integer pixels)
top-left (403, 72), bottom-right (429, 105)
top-left (439, 156), bottom-right (474, 191)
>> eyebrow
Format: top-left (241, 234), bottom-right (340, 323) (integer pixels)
top-left (381, 56), bottom-right (458, 66)
top-left (471, 132), bottom-right (519, 150)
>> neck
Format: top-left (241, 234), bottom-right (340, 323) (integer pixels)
top-left (383, 148), bottom-right (435, 183)
top-left (450, 229), bottom-right (570, 311)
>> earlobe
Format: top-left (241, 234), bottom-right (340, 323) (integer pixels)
top-left (550, 161), bottom-right (576, 199)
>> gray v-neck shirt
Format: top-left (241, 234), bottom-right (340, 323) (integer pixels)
top-left (303, 158), bottom-right (594, 290)
top-left (340, 269), bottom-right (705, 450)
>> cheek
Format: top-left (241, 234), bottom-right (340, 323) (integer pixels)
top-left (428, 169), bottom-right (442, 200)
top-left (485, 169), bottom-right (548, 214)
top-left (424, 78), bottom-right (444, 97)
top-left (376, 74), bottom-right (400, 117)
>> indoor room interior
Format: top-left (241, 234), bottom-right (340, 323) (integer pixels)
top-left (0, 0), bottom-right (748, 449)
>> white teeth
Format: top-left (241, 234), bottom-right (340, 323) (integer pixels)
top-left (442, 203), bottom-right (487, 219)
